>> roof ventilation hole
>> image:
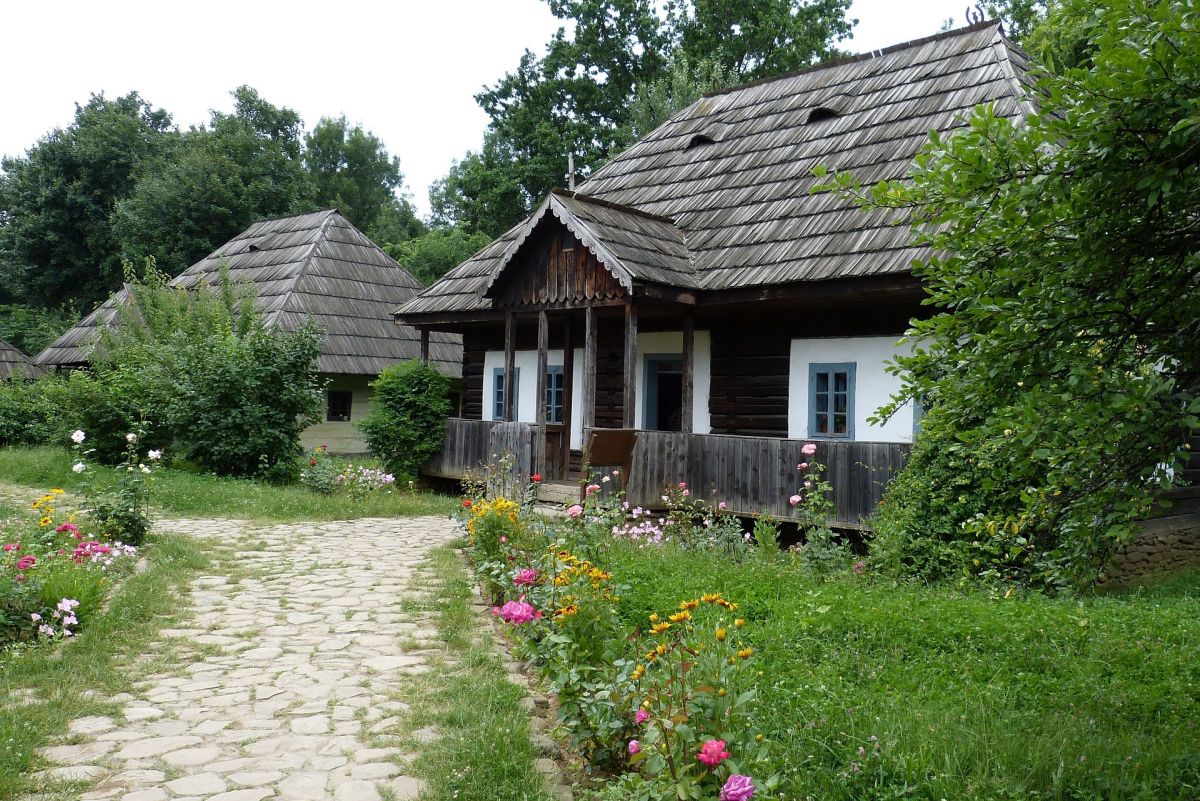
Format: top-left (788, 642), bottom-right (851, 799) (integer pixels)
top-left (686, 132), bottom-right (717, 150)
top-left (807, 106), bottom-right (840, 124)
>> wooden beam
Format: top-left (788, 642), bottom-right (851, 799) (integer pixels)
top-left (582, 305), bottom-right (596, 431)
top-left (681, 312), bottom-right (694, 434)
top-left (535, 311), bottom-right (549, 476)
top-left (623, 300), bottom-right (638, 428)
top-left (419, 329), bottom-right (430, 364)
top-left (561, 316), bottom-right (575, 476)
top-left (504, 311), bottom-right (516, 423)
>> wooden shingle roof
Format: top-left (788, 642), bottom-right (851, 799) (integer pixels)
top-left (0, 338), bottom-right (38, 379)
top-left (399, 20), bottom-right (1031, 318)
top-left (34, 210), bottom-right (461, 376)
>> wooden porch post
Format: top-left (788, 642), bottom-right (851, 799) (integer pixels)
top-left (681, 312), bottom-right (694, 434)
top-left (623, 300), bottom-right (638, 429)
top-left (504, 311), bottom-right (517, 423)
top-left (582, 305), bottom-right (597, 432)
top-left (419, 329), bottom-right (430, 364)
top-left (535, 310), bottom-right (549, 476)
top-left (561, 316), bottom-right (575, 474)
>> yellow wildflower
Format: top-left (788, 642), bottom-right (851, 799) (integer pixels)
top-left (715, 628), bottom-right (727, 642)
top-left (646, 649), bottom-right (659, 662)
top-left (650, 622), bottom-right (671, 635)
top-left (51, 488), bottom-right (64, 495)
top-left (39, 516), bottom-right (52, 527)
top-left (649, 613), bottom-right (659, 623)
top-left (668, 610), bottom-right (691, 624)
top-left (738, 647), bottom-right (753, 659)
top-left (734, 618), bottom-right (745, 629)
top-left (700, 593), bottom-right (724, 604)
top-left (678, 599), bottom-right (699, 611)
top-left (655, 643), bottom-right (668, 656)
top-left (631, 664), bottom-right (645, 681)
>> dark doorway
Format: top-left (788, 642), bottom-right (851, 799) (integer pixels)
top-left (645, 356), bottom-right (683, 431)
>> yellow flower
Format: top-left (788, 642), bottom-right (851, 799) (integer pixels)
top-left (39, 516), bottom-right (52, 527)
top-left (646, 649), bottom-right (659, 662)
top-left (718, 688), bottom-right (727, 697)
top-left (655, 643), bottom-right (668, 656)
top-left (678, 599), bottom-right (699, 611)
top-left (700, 592), bottom-right (724, 604)
top-left (648, 613), bottom-right (659, 623)
top-left (51, 488), bottom-right (64, 495)
top-left (715, 628), bottom-right (727, 641)
top-left (734, 618), bottom-right (745, 629)
top-left (631, 664), bottom-right (646, 681)
top-left (737, 647), bottom-right (753, 659)
top-left (554, 605), bottom-right (579, 619)
top-left (668, 610), bottom-right (691, 624)
top-left (755, 733), bottom-right (764, 742)
top-left (650, 622), bottom-right (671, 635)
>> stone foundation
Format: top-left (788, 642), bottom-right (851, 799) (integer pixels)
top-left (1108, 506), bottom-right (1200, 584)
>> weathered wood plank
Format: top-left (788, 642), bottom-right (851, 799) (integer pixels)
top-left (503, 311), bottom-right (516, 422)
top-left (583, 305), bottom-right (597, 430)
top-left (682, 313), bottom-right (694, 434)
top-left (623, 301), bottom-right (638, 428)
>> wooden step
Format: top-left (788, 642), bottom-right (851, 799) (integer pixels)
top-left (536, 481), bottom-right (578, 506)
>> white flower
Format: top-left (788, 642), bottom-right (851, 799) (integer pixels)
top-left (126, 432), bottom-right (138, 444)
top-left (70, 430), bottom-right (86, 444)
top-left (148, 449), bottom-right (162, 461)
top-left (72, 461), bottom-right (86, 474)
top-left (140, 465), bottom-right (151, 474)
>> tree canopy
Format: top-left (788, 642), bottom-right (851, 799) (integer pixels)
top-left (824, 0), bottom-right (1200, 590)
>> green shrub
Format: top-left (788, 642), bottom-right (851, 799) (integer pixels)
top-left (58, 368), bottom-right (171, 463)
top-left (0, 375), bottom-right (70, 447)
top-left (359, 360), bottom-right (450, 481)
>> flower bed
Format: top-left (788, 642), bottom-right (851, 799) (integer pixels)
top-left (2, 429), bottom-right (156, 647)
top-left (458, 452), bottom-right (842, 801)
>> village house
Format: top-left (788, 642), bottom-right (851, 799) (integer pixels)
top-left (0, 338), bottom-right (38, 380)
top-left (34, 209), bottom-right (461, 454)
top-left (396, 21), bottom-right (1034, 524)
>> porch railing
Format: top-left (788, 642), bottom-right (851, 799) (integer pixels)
top-left (426, 419), bottom-right (911, 528)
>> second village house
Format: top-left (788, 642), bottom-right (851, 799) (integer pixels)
top-left (397, 21), bottom-right (1034, 525)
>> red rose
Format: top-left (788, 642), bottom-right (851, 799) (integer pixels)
top-left (463, 499), bottom-right (472, 508)
top-left (531, 474), bottom-right (542, 483)
top-left (309, 459), bottom-right (318, 466)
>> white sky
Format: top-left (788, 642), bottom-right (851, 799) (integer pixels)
top-left (0, 0), bottom-right (967, 218)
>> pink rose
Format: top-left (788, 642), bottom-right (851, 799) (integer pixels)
top-left (677, 481), bottom-right (687, 490)
top-left (15, 555), bottom-right (36, 570)
top-left (514, 568), bottom-right (539, 587)
top-left (635, 708), bottom-right (649, 724)
top-left (796, 462), bottom-right (809, 470)
top-left (801, 443), bottom-right (817, 456)
top-left (500, 536), bottom-right (508, 543)
top-left (3, 543), bottom-right (19, 552)
top-left (718, 501), bottom-right (728, 511)
top-left (586, 484), bottom-right (601, 496)
top-left (497, 596), bottom-right (539, 625)
top-left (628, 739), bottom-right (641, 755)
top-left (789, 494), bottom-right (802, 507)
top-left (720, 774), bottom-right (756, 801)
top-left (55, 523), bottom-right (78, 534)
top-left (567, 504), bottom-right (583, 518)
top-left (697, 739), bottom-right (730, 767)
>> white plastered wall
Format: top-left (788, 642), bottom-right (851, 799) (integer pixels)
top-left (787, 336), bottom-right (915, 443)
top-left (482, 349), bottom-right (586, 449)
top-left (633, 330), bottom-right (712, 434)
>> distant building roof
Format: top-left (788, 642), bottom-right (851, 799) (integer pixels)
top-left (399, 20), bottom-right (1033, 318)
top-left (34, 209), bottom-right (461, 376)
top-left (0, 338), bottom-right (38, 379)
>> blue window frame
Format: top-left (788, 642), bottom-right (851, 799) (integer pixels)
top-left (809, 362), bottom-right (856, 439)
top-left (492, 367), bottom-right (520, 421)
top-left (545, 366), bottom-right (565, 423)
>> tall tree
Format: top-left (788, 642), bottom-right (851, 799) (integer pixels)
top-left (113, 87), bottom-right (315, 276)
top-left (438, 0), bottom-right (855, 238)
top-left (304, 116), bottom-right (419, 238)
top-left (665, 0), bottom-right (854, 80)
top-left (0, 93), bottom-right (174, 309)
top-left (825, 0), bottom-right (1200, 589)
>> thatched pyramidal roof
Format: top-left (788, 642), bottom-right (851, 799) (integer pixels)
top-left (34, 210), bottom-right (461, 376)
top-left (399, 20), bottom-right (1032, 318)
top-left (0, 338), bottom-right (38, 379)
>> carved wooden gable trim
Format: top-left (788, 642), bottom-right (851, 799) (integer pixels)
top-left (491, 221), bottom-right (628, 308)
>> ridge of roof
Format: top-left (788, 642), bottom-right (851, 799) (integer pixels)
top-left (263, 210), bottom-right (340, 328)
top-left (550, 188), bottom-right (679, 225)
top-left (701, 19), bottom-right (1003, 99)
top-left (247, 207), bottom-right (340, 225)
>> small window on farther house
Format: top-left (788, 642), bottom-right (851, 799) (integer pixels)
top-left (493, 367), bottom-right (520, 421)
top-left (327, 390), bottom-right (353, 422)
top-left (809, 363), bottom-right (855, 439)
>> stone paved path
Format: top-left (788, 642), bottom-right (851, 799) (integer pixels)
top-left (31, 516), bottom-right (457, 801)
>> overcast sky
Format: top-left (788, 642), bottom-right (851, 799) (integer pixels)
top-left (1, 0), bottom-right (967, 217)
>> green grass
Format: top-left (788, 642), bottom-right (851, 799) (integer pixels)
top-left (603, 545), bottom-right (1200, 801)
top-left (0, 534), bottom-right (211, 800)
top-left (0, 446), bottom-right (458, 522)
top-left (394, 544), bottom-right (552, 801)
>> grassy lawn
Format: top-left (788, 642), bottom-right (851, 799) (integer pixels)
top-left (605, 544), bottom-right (1200, 801)
top-left (0, 446), bottom-right (458, 522)
top-left (0, 534), bottom-right (211, 800)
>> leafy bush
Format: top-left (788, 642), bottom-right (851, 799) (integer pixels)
top-left (57, 368), bottom-right (171, 463)
top-left (0, 374), bottom-right (71, 447)
top-left (359, 360), bottom-right (450, 481)
top-left (91, 262), bottom-right (321, 481)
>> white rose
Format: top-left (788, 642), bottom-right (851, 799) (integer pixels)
top-left (126, 433), bottom-right (138, 444)
top-left (72, 462), bottom-right (86, 474)
top-left (71, 430), bottom-right (86, 444)
top-left (148, 449), bottom-right (162, 461)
